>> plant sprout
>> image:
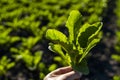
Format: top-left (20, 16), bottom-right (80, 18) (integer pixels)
top-left (46, 10), bottom-right (103, 75)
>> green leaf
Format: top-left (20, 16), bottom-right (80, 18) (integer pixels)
top-left (46, 29), bottom-right (67, 43)
top-left (78, 22), bottom-right (102, 48)
top-left (48, 43), bottom-right (66, 59)
top-left (112, 54), bottom-right (120, 62)
top-left (78, 24), bottom-right (96, 48)
top-left (88, 22), bottom-right (103, 43)
top-left (0, 65), bottom-right (5, 75)
top-left (113, 75), bottom-right (120, 80)
top-left (39, 63), bottom-right (45, 70)
top-left (79, 38), bottom-right (101, 63)
top-left (54, 56), bottom-right (62, 62)
top-left (10, 36), bottom-right (20, 43)
top-left (48, 64), bottom-right (57, 72)
top-left (22, 37), bottom-right (40, 49)
top-left (40, 72), bottom-right (45, 80)
top-left (6, 62), bottom-right (15, 69)
top-left (34, 51), bottom-right (43, 66)
top-left (66, 10), bottom-right (82, 43)
top-left (65, 53), bottom-right (71, 65)
top-left (78, 23), bottom-right (102, 63)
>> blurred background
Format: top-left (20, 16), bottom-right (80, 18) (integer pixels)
top-left (0, 0), bottom-right (120, 80)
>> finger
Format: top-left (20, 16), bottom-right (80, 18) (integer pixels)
top-left (61, 71), bottom-right (81, 80)
top-left (50, 66), bottom-right (73, 76)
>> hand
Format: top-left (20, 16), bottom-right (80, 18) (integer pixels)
top-left (44, 66), bottom-right (81, 80)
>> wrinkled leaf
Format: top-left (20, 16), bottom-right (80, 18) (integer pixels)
top-left (66, 10), bottom-right (82, 43)
top-left (78, 22), bottom-right (102, 48)
top-left (46, 29), bottom-right (67, 43)
top-left (88, 22), bottom-right (103, 43)
top-left (79, 23), bottom-right (102, 62)
top-left (48, 43), bottom-right (65, 59)
top-left (79, 38), bottom-right (101, 63)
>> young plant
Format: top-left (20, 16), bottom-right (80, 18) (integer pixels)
top-left (0, 56), bottom-right (15, 75)
top-left (11, 48), bottom-right (43, 71)
top-left (46, 10), bottom-right (103, 75)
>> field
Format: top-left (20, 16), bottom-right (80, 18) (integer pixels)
top-left (0, 0), bottom-right (120, 80)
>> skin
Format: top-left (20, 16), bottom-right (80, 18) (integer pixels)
top-left (44, 66), bottom-right (81, 80)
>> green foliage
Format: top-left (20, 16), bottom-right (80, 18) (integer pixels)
top-left (10, 47), bottom-right (57, 80)
top-left (11, 48), bottom-right (42, 70)
top-left (111, 54), bottom-right (120, 62)
top-left (48, 64), bottom-right (57, 72)
top-left (112, 0), bottom-right (120, 77)
top-left (0, 26), bottom-right (20, 45)
top-left (0, 0), bottom-right (108, 79)
top-left (0, 0), bottom-right (107, 29)
top-left (113, 75), bottom-right (120, 80)
top-left (22, 37), bottom-right (40, 49)
top-left (0, 56), bottom-right (15, 75)
top-left (46, 10), bottom-right (103, 75)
